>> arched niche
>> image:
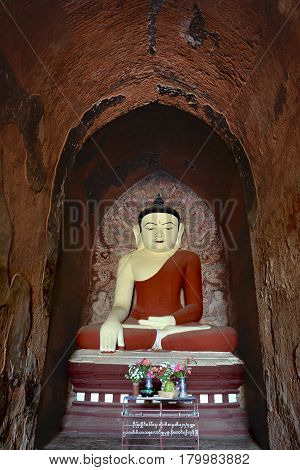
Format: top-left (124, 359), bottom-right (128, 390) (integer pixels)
top-left (36, 103), bottom-right (268, 449)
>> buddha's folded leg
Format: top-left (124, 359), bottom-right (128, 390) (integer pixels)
top-left (77, 320), bottom-right (237, 352)
top-left (160, 325), bottom-right (238, 352)
top-left (121, 323), bottom-right (211, 350)
top-left (154, 325), bottom-right (210, 349)
top-left (77, 323), bottom-right (101, 349)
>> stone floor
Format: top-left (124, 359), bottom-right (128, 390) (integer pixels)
top-left (45, 433), bottom-right (260, 450)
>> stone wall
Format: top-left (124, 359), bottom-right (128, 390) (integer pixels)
top-left (0, 0), bottom-right (299, 449)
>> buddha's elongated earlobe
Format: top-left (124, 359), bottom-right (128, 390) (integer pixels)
top-left (175, 223), bottom-right (185, 249)
top-left (133, 224), bottom-right (144, 250)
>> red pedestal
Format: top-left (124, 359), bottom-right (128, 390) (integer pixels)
top-left (63, 360), bottom-right (248, 438)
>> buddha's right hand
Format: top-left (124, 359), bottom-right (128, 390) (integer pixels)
top-left (100, 319), bottom-right (122, 352)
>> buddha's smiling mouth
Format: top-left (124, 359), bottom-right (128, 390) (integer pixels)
top-left (155, 240), bottom-right (165, 243)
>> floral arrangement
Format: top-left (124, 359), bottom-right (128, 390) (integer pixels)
top-left (171, 360), bottom-right (193, 378)
top-left (125, 358), bottom-right (196, 387)
top-left (150, 362), bottom-right (173, 386)
top-left (125, 358), bottom-right (152, 383)
top-left (146, 366), bottom-right (158, 379)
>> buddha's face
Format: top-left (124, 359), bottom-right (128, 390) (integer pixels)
top-left (140, 212), bottom-right (179, 252)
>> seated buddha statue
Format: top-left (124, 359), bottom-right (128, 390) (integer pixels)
top-left (77, 195), bottom-right (237, 352)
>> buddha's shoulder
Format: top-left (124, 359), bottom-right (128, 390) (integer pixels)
top-left (117, 252), bottom-right (134, 268)
top-left (118, 250), bottom-right (143, 265)
top-left (118, 249), bottom-right (200, 265)
top-left (176, 249), bottom-right (198, 258)
top-left (175, 249), bottom-right (200, 263)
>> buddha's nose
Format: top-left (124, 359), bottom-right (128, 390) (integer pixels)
top-left (156, 226), bottom-right (164, 238)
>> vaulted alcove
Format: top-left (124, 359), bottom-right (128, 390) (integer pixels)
top-left (36, 103), bottom-right (267, 448)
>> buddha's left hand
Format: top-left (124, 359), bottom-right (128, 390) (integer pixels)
top-left (138, 315), bottom-right (176, 329)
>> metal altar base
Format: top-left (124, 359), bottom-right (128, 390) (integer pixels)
top-left (62, 350), bottom-right (248, 438)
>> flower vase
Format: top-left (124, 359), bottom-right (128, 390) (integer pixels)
top-left (179, 377), bottom-right (187, 397)
top-left (140, 376), bottom-right (155, 398)
top-left (132, 382), bottom-right (140, 397)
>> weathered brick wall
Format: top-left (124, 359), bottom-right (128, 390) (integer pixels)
top-left (0, 0), bottom-right (299, 449)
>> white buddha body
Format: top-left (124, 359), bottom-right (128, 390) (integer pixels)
top-left (77, 196), bottom-right (237, 353)
top-left (96, 202), bottom-right (209, 352)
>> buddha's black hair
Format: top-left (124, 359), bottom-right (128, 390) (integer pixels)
top-left (138, 194), bottom-right (180, 229)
